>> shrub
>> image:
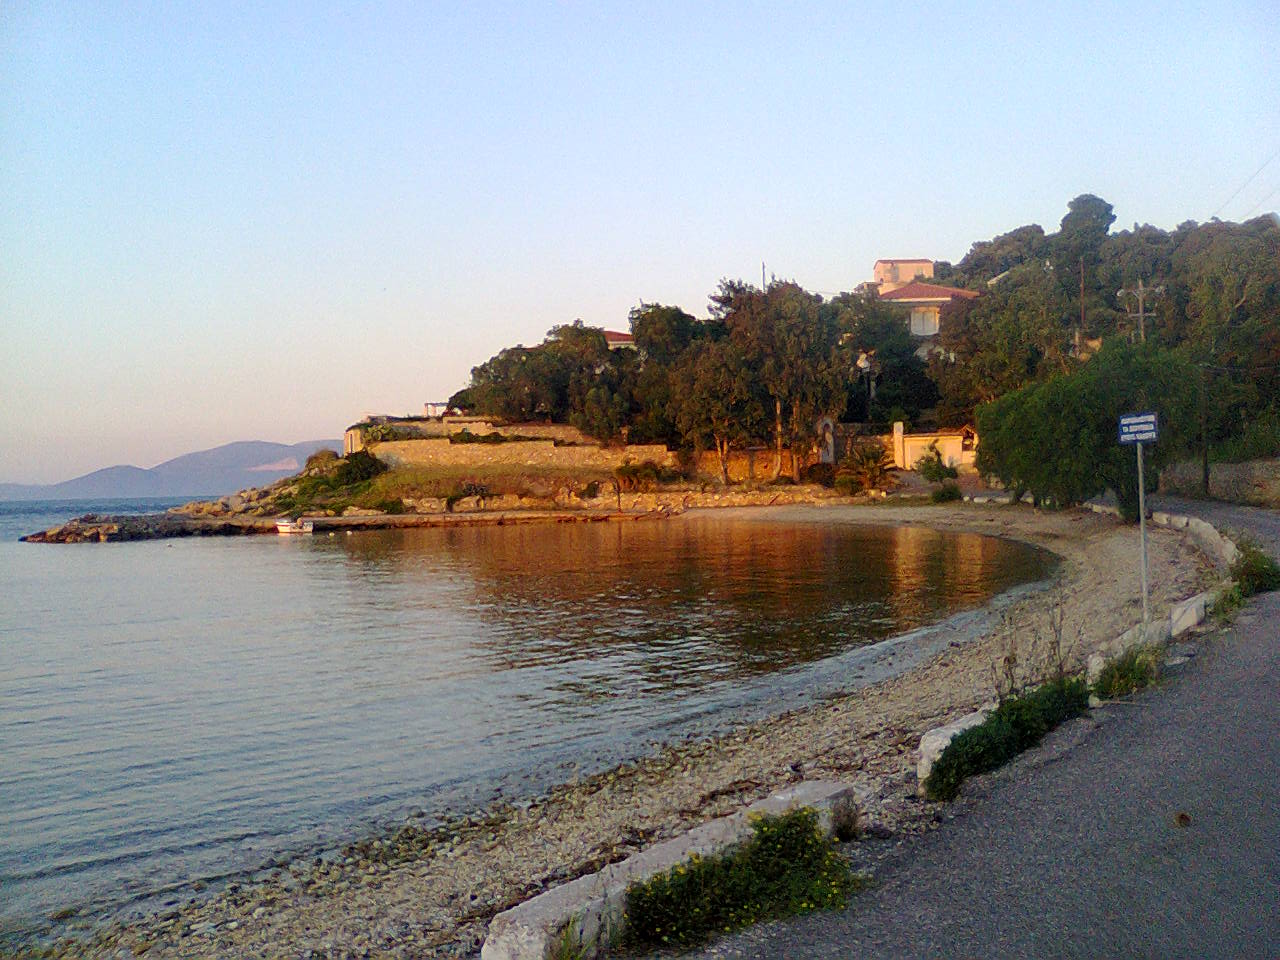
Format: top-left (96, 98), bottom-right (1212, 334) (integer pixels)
top-left (1230, 540), bottom-right (1280, 597)
top-left (931, 481), bottom-right (963, 503)
top-left (924, 675), bottom-right (1089, 802)
top-left (305, 448), bottom-right (340, 471)
top-left (621, 809), bottom-right (855, 952)
top-left (801, 462), bottom-right (836, 487)
top-left (615, 460), bottom-right (678, 492)
top-left (915, 442), bottom-right (959, 483)
top-left (333, 450), bottom-right (388, 486)
top-left (1093, 646), bottom-right (1159, 700)
top-left (836, 441), bottom-right (895, 493)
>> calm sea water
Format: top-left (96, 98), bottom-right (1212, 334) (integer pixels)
top-left (0, 501), bottom-right (1053, 943)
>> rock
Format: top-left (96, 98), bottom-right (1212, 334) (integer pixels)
top-left (1170, 592), bottom-right (1210, 637)
top-left (1087, 652), bottom-right (1108, 686)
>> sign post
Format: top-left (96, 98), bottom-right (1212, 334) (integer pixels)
top-left (1119, 412), bottom-right (1159, 626)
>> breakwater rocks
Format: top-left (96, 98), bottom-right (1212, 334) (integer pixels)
top-left (20, 513), bottom-right (274, 543)
top-left (22, 487), bottom-right (844, 543)
top-left (20, 508), bottom-right (676, 544)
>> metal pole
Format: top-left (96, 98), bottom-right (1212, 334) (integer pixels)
top-left (1137, 440), bottom-right (1150, 627)
top-left (1200, 364), bottom-right (1210, 497)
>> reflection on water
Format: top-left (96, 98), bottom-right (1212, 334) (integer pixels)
top-left (0, 516), bottom-right (1050, 941)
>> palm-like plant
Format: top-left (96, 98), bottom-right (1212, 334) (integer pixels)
top-left (836, 441), bottom-right (895, 493)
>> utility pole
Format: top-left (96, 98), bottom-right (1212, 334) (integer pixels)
top-left (1118, 278), bottom-right (1164, 344)
top-left (1079, 256), bottom-right (1086, 333)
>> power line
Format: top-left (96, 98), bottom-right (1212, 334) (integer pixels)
top-left (1210, 144), bottom-right (1280, 219)
top-left (1242, 183), bottom-right (1280, 219)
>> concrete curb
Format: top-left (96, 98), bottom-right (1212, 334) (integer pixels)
top-left (918, 504), bottom-right (1235, 794)
top-left (480, 781), bottom-right (859, 960)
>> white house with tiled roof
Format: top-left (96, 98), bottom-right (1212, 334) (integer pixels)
top-left (879, 280), bottom-right (979, 338)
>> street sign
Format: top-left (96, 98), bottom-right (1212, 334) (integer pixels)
top-left (1119, 411), bottom-right (1158, 445)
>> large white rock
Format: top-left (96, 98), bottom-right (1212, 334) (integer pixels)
top-left (480, 781), bottom-right (859, 960)
top-left (916, 708), bottom-right (991, 795)
top-left (1170, 592), bottom-right (1210, 637)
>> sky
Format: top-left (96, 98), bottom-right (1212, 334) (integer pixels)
top-left (2, 2), bottom-right (1279, 484)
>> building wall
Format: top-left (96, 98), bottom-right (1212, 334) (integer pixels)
top-left (874, 259), bottom-right (934, 292)
top-left (908, 306), bottom-right (941, 336)
top-left (891, 422), bottom-right (977, 469)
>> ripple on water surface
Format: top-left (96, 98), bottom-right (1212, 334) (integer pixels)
top-left (0, 515), bottom-right (1053, 941)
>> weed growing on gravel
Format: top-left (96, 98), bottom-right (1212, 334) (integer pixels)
top-left (1214, 583), bottom-right (1245, 622)
top-left (925, 675), bottom-right (1090, 802)
top-left (621, 808), bottom-right (856, 952)
top-left (1230, 540), bottom-right (1280, 597)
top-left (1093, 646), bottom-right (1160, 699)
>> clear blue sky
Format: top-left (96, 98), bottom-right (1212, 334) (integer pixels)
top-left (3, 1), bottom-right (1278, 483)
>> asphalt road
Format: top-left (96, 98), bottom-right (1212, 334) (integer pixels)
top-left (683, 498), bottom-right (1280, 960)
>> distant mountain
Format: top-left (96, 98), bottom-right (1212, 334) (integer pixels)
top-left (0, 440), bottom-right (341, 501)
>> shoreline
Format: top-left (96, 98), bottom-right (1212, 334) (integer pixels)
top-left (15, 502), bottom-right (1217, 959)
top-left (18, 486), bottom-right (845, 543)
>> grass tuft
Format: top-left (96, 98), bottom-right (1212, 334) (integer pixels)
top-left (1230, 540), bottom-right (1280, 597)
top-left (621, 808), bottom-right (857, 952)
top-left (1093, 646), bottom-right (1160, 700)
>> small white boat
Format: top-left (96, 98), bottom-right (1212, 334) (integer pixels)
top-left (275, 518), bottom-right (315, 535)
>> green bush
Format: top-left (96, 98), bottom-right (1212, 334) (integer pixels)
top-left (915, 442), bottom-right (959, 483)
top-left (305, 448), bottom-right (340, 471)
top-left (333, 450), bottom-right (388, 486)
top-left (621, 808), bottom-right (855, 953)
top-left (924, 676), bottom-right (1089, 802)
top-left (931, 481), bottom-right (963, 503)
top-left (1230, 541), bottom-right (1280, 597)
top-left (1093, 646), bottom-right (1159, 700)
top-left (615, 459), bottom-right (678, 492)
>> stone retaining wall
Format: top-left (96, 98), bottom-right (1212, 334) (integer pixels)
top-left (368, 438), bottom-right (677, 472)
top-left (1159, 457), bottom-right (1280, 507)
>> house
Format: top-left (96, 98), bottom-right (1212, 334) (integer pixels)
top-left (873, 258), bottom-right (934, 293)
top-left (603, 330), bottom-right (636, 350)
top-left (878, 281), bottom-right (979, 339)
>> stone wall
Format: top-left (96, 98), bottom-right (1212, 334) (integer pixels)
top-left (369, 438), bottom-right (677, 472)
top-left (346, 419), bottom-right (593, 454)
top-left (1159, 457), bottom-right (1280, 507)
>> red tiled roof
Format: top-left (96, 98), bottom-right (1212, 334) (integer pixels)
top-left (603, 330), bottom-right (634, 344)
top-left (879, 282), bottom-right (979, 302)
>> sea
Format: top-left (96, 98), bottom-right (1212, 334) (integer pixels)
top-left (0, 497), bottom-right (1054, 945)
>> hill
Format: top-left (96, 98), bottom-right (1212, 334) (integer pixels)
top-left (0, 440), bottom-right (341, 501)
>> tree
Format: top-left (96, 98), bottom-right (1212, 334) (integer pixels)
top-left (713, 280), bottom-right (847, 480)
top-left (826, 292), bottom-right (937, 423)
top-left (975, 341), bottom-right (1196, 519)
top-left (671, 340), bottom-right (765, 484)
top-left (627, 303), bottom-right (710, 445)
